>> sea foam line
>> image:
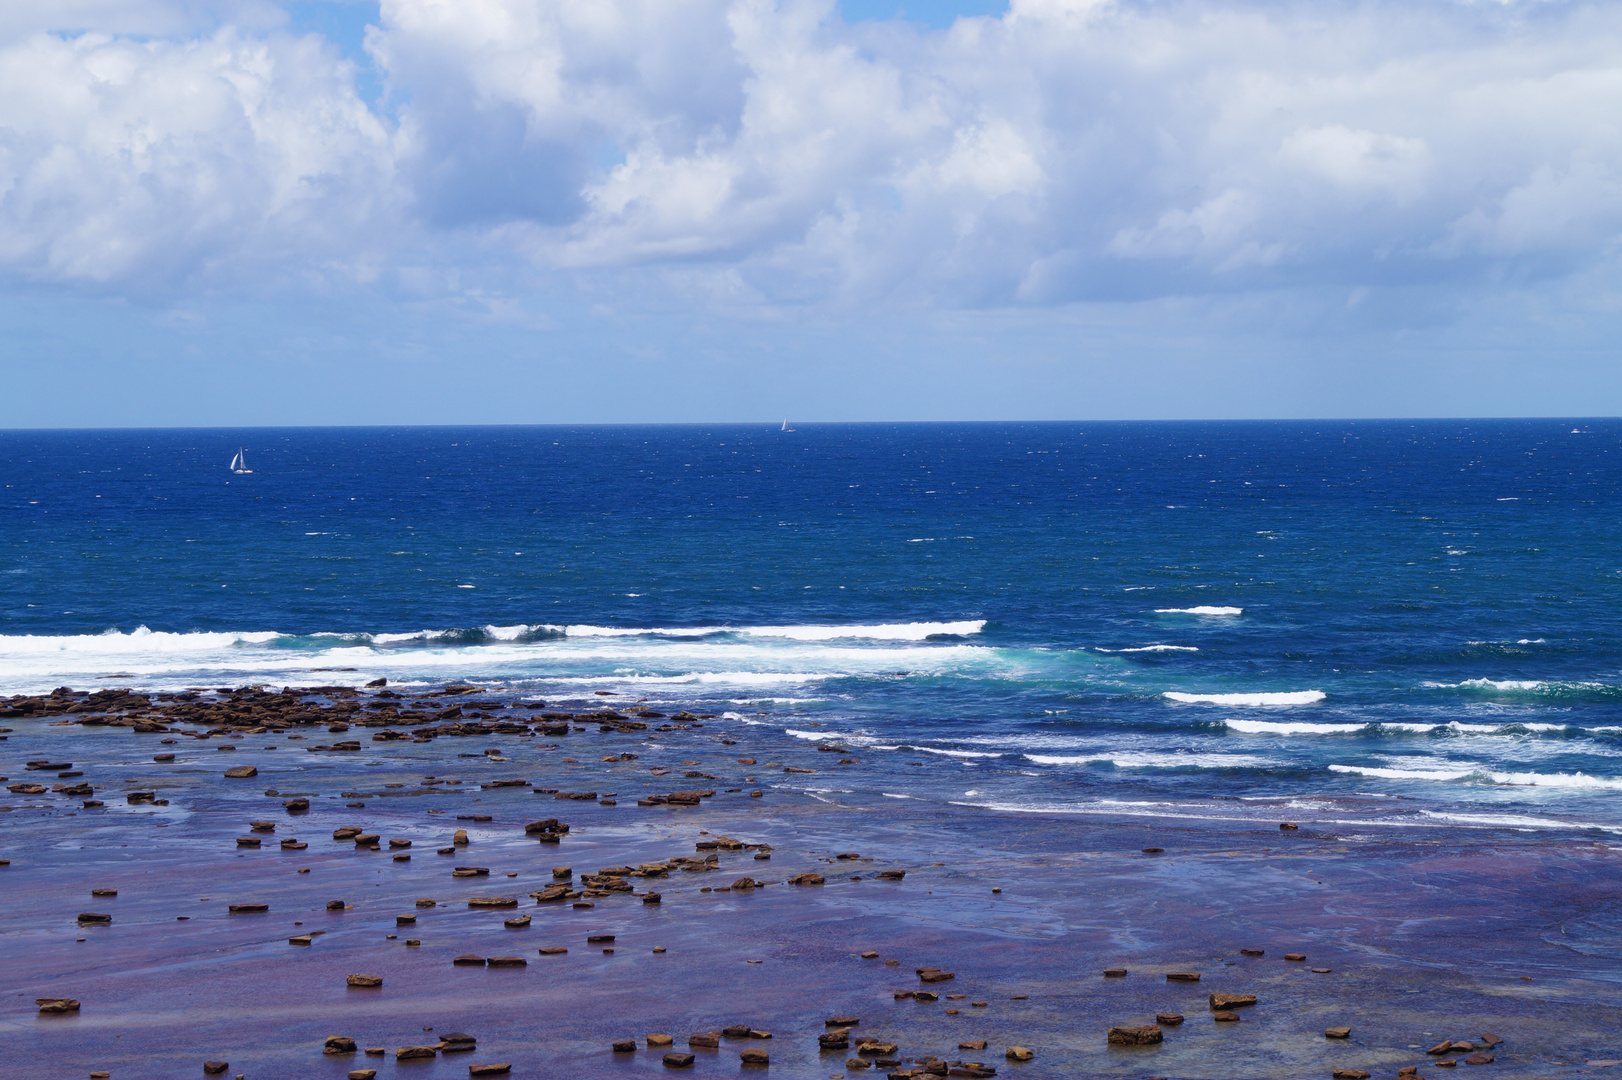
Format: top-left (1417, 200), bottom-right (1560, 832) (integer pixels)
top-left (1165, 690), bottom-right (1326, 706)
top-left (1154, 606), bottom-right (1242, 616)
top-left (1328, 764), bottom-right (1622, 788)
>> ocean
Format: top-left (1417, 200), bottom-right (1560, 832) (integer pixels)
top-left (5, 419), bottom-right (1621, 838)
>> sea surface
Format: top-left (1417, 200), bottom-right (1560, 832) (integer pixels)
top-left (5, 420), bottom-right (1622, 838)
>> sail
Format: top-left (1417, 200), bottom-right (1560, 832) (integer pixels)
top-left (229, 451), bottom-right (242, 471)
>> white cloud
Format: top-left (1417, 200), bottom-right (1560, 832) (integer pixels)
top-left (0, 23), bottom-right (393, 290)
top-left (3, 0), bottom-right (1622, 313)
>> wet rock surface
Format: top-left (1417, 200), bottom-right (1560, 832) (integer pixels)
top-left (0, 684), bottom-right (1617, 1078)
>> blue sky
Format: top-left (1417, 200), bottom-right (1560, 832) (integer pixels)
top-left (3, 0), bottom-right (1622, 426)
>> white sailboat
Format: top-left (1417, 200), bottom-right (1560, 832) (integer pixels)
top-left (230, 449), bottom-right (253, 474)
top-left (780, 419), bottom-right (795, 432)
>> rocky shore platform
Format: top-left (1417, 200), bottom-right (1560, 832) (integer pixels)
top-left (1, 683), bottom-right (1619, 1079)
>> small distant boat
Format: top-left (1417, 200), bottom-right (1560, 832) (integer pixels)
top-left (780, 419), bottom-right (795, 432)
top-left (229, 449), bottom-right (253, 474)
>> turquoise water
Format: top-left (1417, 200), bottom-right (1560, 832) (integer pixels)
top-left (4, 420), bottom-right (1621, 834)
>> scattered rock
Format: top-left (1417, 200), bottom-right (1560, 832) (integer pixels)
top-left (1208, 993), bottom-right (1256, 1010)
top-left (788, 872), bottom-right (824, 886)
top-left (1155, 1014), bottom-right (1184, 1026)
top-left (486, 956), bottom-right (526, 967)
top-left (1325, 1027), bottom-right (1351, 1039)
top-left (740, 1048), bottom-right (769, 1065)
top-left (325, 1036), bottom-right (358, 1054)
top-left (1102, 968), bottom-right (1127, 977)
top-left (1006, 1048), bottom-right (1034, 1062)
top-left (36, 998), bottom-right (80, 1013)
top-left (223, 766), bottom-right (257, 778)
top-left (1332, 1071), bottom-right (1370, 1080)
top-left (347, 1073), bottom-right (376, 1080)
top-left (1239, 948), bottom-right (1265, 957)
top-left (346, 974), bottom-right (383, 987)
top-left (203, 1063), bottom-right (229, 1075)
top-left (1107, 1025), bottom-right (1163, 1046)
top-left (1284, 953), bottom-right (1306, 961)
top-left (539, 946), bottom-right (567, 955)
top-left (1464, 1054), bottom-right (1493, 1066)
top-left (1166, 972), bottom-right (1200, 982)
top-left (689, 1032), bottom-right (720, 1049)
top-left (647, 1035), bottom-right (674, 1047)
top-left (663, 1053), bottom-right (695, 1068)
top-left (396, 1046), bottom-right (438, 1060)
top-left (467, 1065), bottom-right (511, 1077)
top-left (1213, 1011), bottom-right (1241, 1023)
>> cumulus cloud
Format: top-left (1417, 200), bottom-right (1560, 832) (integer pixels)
top-left (3, 0), bottom-right (1622, 311)
top-left (0, 21), bottom-right (393, 292)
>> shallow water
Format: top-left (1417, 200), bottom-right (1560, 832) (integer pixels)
top-left (2, 702), bottom-right (1620, 1079)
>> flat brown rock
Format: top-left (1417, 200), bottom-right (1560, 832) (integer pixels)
top-left (740, 1049), bottom-right (769, 1065)
top-left (647, 1034), bottom-right (674, 1047)
top-left (1155, 1013), bottom-right (1184, 1026)
top-left (1208, 993), bottom-right (1256, 1010)
top-left (467, 896), bottom-right (516, 907)
top-left (538, 946), bottom-right (567, 955)
top-left (1332, 1071), bottom-right (1370, 1080)
top-left (347, 1072), bottom-right (377, 1080)
top-left (36, 998), bottom-right (80, 1013)
top-left (346, 974), bottom-right (383, 987)
top-left (1006, 1047), bottom-right (1034, 1062)
top-left (1166, 972), bottom-right (1200, 981)
top-left (203, 1063), bottom-right (229, 1075)
top-left (453, 955), bottom-right (487, 966)
top-left (396, 1046), bottom-right (438, 1060)
top-left (1325, 1027), bottom-right (1352, 1039)
top-left (485, 956), bottom-right (526, 967)
top-left (325, 1036), bottom-right (358, 1054)
top-left (223, 765), bottom-right (257, 778)
top-left (467, 1066), bottom-right (511, 1077)
top-left (663, 1052), bottom-right (695, 1068)
top-left (1107, 1024), bottom-right (1163, 1046)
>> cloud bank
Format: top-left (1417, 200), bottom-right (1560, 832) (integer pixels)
top-left (2, 0), bottom-right (1619, 314)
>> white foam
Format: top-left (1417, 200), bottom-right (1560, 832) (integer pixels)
top-left (561, 621), bottom-right (986, 641)
top-left (1097, 645), bottom-right (1199, 653)
top-left (1026, 752), bottom-right (1277, 769)
top-left (1154, 606), bottom-right (1242, 615)
top-left (1224, 718), bottom-right (1578, 736)
top-left (1165, 690), bottom-right (1325, 706)
top-left (1224, 719), bottom-right (1368, 734)
top-left (1329, 764), bottom-right (1622, 788)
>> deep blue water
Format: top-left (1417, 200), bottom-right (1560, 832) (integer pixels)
top-left (4, 421), bottom-right (1621, 832)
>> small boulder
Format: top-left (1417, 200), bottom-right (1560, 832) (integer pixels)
top-left (1006, 1047), bottom-right (1034, 1062)
top-left (1107, 1025), bottom-right (1163, 1046)
top-left (1325, 1027), bottom-right (1351, 1039)
top-left (1208, 993), bottom-right (1256, 1010)
top-left (223, 766), bottom-right (257, 778)
top-left (663, 1052), bottom-right (696, 1068)
top-left (346, 974), bottom-right (383, 988)
top-left (325, 1036), bottom-right (358, 1054)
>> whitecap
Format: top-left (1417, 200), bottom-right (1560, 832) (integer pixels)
top-left (1165, 690), bottom-right (1325, 706)
top-left (1026, 752), bottom-right (1278, 769)
top-left (1154, 606), bottom-right (1243, 616)
top-left (1097, 645), bottom-right (1199, 653)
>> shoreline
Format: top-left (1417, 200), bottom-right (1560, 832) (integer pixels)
top-left (1, 683), bottom-right (1620, 1079)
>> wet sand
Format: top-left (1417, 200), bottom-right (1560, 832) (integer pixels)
top-left (2, 687), bottom-right (1620, 1079)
